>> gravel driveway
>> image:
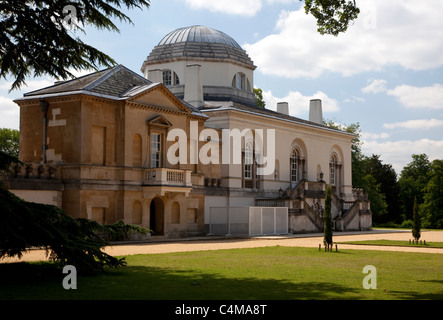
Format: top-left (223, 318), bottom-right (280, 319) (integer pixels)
top-left (2, 229), bottom-right (442, 263)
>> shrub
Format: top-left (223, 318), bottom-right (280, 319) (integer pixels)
top-left (400, 219), bottom-right (414, 229)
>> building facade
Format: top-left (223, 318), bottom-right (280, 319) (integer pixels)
top-left (2, 25), bottom-right (371, 238)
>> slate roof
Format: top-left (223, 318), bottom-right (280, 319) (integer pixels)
top-left (16, 65), bottom-right (206, 117)
top-left (200, 102), bottom-right (353, 136)
top-left (23, 65), bottom-right (152, 98)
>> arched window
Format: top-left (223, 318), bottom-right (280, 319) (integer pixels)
top-left (244, 142), bottom-right (253, 179)
top-left (290, 148), bottom-right (299, 187)
top-left (330, 154), bottom-right (338, 186)
top-left (162, 70), bottom-right (180, 86)
top-left (174, 72), bottom-right (180, 85)
top-left (232, 72), bottom-right (248, 91)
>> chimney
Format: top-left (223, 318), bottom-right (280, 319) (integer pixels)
top-left (309, 99), bottom-right (323, 124)
top-left (184, 64), bottom-right (204, 109)
top-left (147, 69), bottom-right (163, 83)
top-left (277, 102), bottom-right (289, 115)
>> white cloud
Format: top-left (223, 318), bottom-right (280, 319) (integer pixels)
top-left (361, 79), bottom-right (387, 94)
top-left (387, 84), bottom-right (443, 109)
top-left (183, 0), bottom-right (300, 16)
top-left (383, 118), bottom-right (443, 130)
top-left (244, 1), bottom-right (443, 78)
top-left (265, 0), bottom-right (298, 3)
top-left (361, 132), bottom-right (390, 140)
top-left (0, 79), bottom-right (54, 93)
top-left (262, 89), bottom-right (339, 116)
top-left (344, 96), bottom-right (365, 103)
top-left (0, 96), bottom-right (19, 130)
top-left (184, 0), bottom-right (262, 16)
top-left (362, 138), bottom-right (443, 173)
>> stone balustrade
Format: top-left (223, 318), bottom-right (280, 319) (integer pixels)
top-left (144, 168), bottom-right (192, 187)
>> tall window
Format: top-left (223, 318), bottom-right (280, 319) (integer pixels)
top-left (151, 133), bottom-right (161, 168)
top-left (237, 73), bottom-right (245, 90)
top-left (232, 73), bottom-right (247, 90)
top-left (162, 70), bottom-right (179, 86)
top-left (244, 142), bottom-right (253, 179)
top-left (290, 149), bottom-right (299, 186)
top-left (162, 70), bottom-right (172, 85)
top-left (330, 154), bottom-right (337, 186)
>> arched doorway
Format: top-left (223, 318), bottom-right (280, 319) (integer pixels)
top-left (150, 197), bottom-right (164, 235)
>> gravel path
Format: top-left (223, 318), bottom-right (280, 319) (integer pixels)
top-left (1, 230), bottom-right (442, 263)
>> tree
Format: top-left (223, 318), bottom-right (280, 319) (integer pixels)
top-left (254, 88), bottom-right (266, 108)
top-left (0, 150), bottom-right (148, 273)
top-left (398, 154), bottom-right (431, 220)
top-left (323, 185), bottom-right (333, 248)
top-left (363, 155), bottom-right (401, 223)
top-left (0, 187), bottom-right (126, 274)
top-left (412, 196), bottom-right (420, 241)
top-left (421, 159), bottom-right (443, 229)
top-left (302, 0), bottom-right (360, 36)
top-left (1, 0), bottom-right (151, 91)
top-left (0, 128), bottom-right (19, 158)
top-left (362, 174), bottom-right (387, 222)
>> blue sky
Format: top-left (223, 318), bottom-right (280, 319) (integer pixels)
top-left (1, 0), bottom-right (442, 174)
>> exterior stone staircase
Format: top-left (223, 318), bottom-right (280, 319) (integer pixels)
top-left (255, 179), bottom-right (372, 233)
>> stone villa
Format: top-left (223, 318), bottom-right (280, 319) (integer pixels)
top-left (2, 25), bottom-right (372, 238)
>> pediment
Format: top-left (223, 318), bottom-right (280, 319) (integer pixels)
top-left (127, 84), bottom-right (191, 114)
top-left (146, 115), bottom-right (172, 128)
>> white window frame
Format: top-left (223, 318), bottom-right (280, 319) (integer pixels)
top-left (244, 142), bottom-right (253, 179)
top-left (290, 148), bottom-right (299, 186)
top-left (162, 70), bottom-right (172, 86)
top-left (330, 155), bottom-right (337, 186)
top-left (151, 133), bottom-right (161, 168)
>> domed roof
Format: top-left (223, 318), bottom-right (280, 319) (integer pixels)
top-left (143, 25), bottom-right (255, 69)
top-left (158, 25), bottom-right (242, 49)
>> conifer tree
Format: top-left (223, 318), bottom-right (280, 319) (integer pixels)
top-left (323, 185), bottom-right (333, 248)
top-left (412, 196), bottom-right (421, 242)
top-left (1, 0), bottom-right (151, 91)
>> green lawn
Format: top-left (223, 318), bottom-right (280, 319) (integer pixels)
top-left (337, 240), bottom-right (443, 248)
top-left (1, 246), bottom-right (442, 300)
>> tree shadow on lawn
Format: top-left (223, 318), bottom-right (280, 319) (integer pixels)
top-left (0, 262), bottom-right (364, 300)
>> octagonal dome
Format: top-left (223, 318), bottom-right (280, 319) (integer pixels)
top-left (143, 25), bottom-right (255, 69)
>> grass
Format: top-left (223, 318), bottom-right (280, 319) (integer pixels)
top-left (0, 246), bottom-right (442, 300)
top-left (336, 240), bottom-right (443, 248)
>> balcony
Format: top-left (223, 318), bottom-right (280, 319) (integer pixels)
top-left (143, 168), bottom-right (192, 197)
